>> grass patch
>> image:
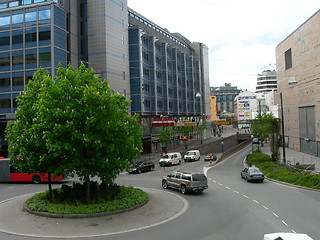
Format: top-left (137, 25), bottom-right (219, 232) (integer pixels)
top-left (25, 183), bottom-right (148, 215)
top-left (247, 151), bottom-right (320, 190)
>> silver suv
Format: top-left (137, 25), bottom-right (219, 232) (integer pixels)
top-left (162, 171), bottom-right (208, 194)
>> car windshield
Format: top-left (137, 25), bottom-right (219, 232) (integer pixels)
top-left (132, 162), bottom-right (142, 167)
top-left (192, 174), bottom-right (207, 181)
top-left (162, 155), bottom-right (170, 159)
top-left (186, 152), bottom-right (195, 155)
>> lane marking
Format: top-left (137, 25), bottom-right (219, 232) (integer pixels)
top-left (234, 190), bottom-right (239, 194)
top-left (262, 205), bottom-right (268, 210)
top-left (282, 220), bottom-right (288, 226)
top-left (225, 186), bottom-right (231, 190)
top-left (253, 200), bottom-right (259, 204)
top-left (218, 183), bottom-right (223, 186)
top-left (212, 180), bottom-right (216, 183)
top-left (272, 212), bottom-right (278, 218)
top-left (243, 195), bottom-right (249, 198)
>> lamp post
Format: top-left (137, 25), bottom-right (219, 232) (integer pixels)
top-left (195, 92), bottom-right (203, 144)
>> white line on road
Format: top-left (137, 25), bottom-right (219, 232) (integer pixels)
top-left (253, 200), bottom-right (259, 204)
top-left (234, 190), bottom-right (239, 194)
top-left (282, 220), bottom-right (288, 226)
top-left (272, 212), bottom-right (278, 218)
top-left (262, 205), bottom-right (268, 210)
top-left (218, 183), bottom-right (223, 186)
top-left (212, 180), bottom-right (216, 183)
top-left (243, 195), bottom-right (249, 198)
top-left (225, 186), bottom-right (231, 190)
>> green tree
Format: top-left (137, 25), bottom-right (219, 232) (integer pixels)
top-left (251, 112), bottom-right (280, 160)
top-left (6, 64), bottom-right (142, 204)
top-left (159, 127), bottom-right (175, 153)
top-left (177, 126), bottom-right (193, 149)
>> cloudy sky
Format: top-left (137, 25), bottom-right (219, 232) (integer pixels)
top-left (128, 0), bottom-right (319, 92)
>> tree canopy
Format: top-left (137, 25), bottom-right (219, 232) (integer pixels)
top-left (6, 64), bottom-right (142, 188)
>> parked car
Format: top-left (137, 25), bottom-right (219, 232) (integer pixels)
top-left (128, 161), bottom-right (155, 174)
top-left (204, 153), bottom-right (217, 161)
top-left (162, 171), bottom-right (208, 194)
top-left (264, 232), bottom-right (313, 240)
top-left (159, 152), bottom-right (182, 166)
top-left (184, 150), bottom-right (201, 162)
top-left (241, 166), bottom-right (264, 182)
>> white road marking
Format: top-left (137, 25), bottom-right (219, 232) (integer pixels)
top-left (272, 212), bottom-right (278, 218)
top-left (218, 183), bottom-right (223, 186)
top-left (262, 205), bottom-right (268, 210)
top-left (282, 220), bottom-right (288, 226)
top-left (243, 195), bottom-right (249, 198)
top-left (253, 200), bottom-right (259, 204)
top-left (225, 186), bottom-right (231, 190)
top-left (234, 190), bottom-right (239, 194)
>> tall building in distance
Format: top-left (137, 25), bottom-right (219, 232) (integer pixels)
top-left (255, 69), bottom-right (277, 93)
top-left (0, 0), bottom-right (210, 154)
top-left (210, 83), bottom-right (242, 119)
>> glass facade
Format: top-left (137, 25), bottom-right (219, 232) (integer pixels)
top-left (128, 10), bottom-right (202, 118)
top-left (0, 1), bottom-right (67, 114)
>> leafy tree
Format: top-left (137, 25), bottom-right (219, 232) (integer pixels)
top-left (159, 127), bottom-right (175, 153)
top-left (251, 112), bottom-right (280, 160)
top-left (6, 64), bottom-right (142, 204)
top-left (177, 126), bottom-right (193, 149)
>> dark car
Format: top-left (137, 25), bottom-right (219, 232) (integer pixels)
top-left (241, 166), bottom-right (264, 182)
top-left (204, 153), bottom-right (217, 161)
top-left (162, 171), bottom-right (208, 194)
top-left (128, 161), bottom-right (155, 174)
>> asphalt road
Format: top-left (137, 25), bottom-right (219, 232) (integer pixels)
top-left (0, 145), bottom-right (319, 239)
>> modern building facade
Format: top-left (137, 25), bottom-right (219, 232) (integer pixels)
top-left (255, 69), bottom-right (277, 93)
top-left (0, 0), bottom-right (210, 155)
top-left (210, 83), bottom-right (242, 119)
top-left (276, 9), bottom-right (320, 157)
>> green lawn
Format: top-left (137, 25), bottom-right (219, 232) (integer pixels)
top-left (246, 151), bottom-right (320, 190)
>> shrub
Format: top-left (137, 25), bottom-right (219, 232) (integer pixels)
top-left (246, 151), bottom-right (320, 190)
top-left (26, 185), bottom-right (148, 214)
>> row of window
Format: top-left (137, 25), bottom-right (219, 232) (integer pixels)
top-left (0, 29), bottom-right (50, 49)
top-left (0, 7), bottom-right (51, 29)
top-left (0, 0), bottom-right (57, 10)
top-left (0, 51), bottom-right (51, 67)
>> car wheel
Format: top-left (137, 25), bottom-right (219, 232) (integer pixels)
top-left (246, 177), bottom-right (250, 182)
top-left (180, 185), bottom-right (187, 194)
top-left (150, 166), bottom-right (154, 171)
top-left (241, 174), bottom-right (243, 179)
top-left (32, 175), bottom-right (41, 184)
top-left (178, 160), bottom-right (181, 165)
top-left (198, 189), bottom-right (203, 193)
top-left (138, 169), bottom-right (141, 174)
top-left (162, 180), bottom-right (168, 189)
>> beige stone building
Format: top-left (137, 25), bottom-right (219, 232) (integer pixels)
top-left (276, 9), bottom-right (320, 156)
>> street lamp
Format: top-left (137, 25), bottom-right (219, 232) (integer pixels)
top-left (195, 92), bottom-right (203, 144)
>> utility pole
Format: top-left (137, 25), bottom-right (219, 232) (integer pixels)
top-left (280, 92), bottom-right (286, 165)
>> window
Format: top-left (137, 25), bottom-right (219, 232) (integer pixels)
top-left (0, 99), bottom-right (11, 109)
top-left (25, 12), bottom-right (36, 22)
top-left (285, 48), bottom-right (292, 70)
top-left (0, 16), bottom-right (10, 26)
top-left (12, 14), bottom-right (24, 24)
top-left (39, 30), bottom-right (50, 41)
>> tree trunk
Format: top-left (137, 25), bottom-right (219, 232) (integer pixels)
top-left (48, 173), bottom-right (52, 201)
top-left (85, 175), bottom-right (90, 205)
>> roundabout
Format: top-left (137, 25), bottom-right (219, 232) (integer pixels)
top-left (0, 188), bottom-right (188, 238)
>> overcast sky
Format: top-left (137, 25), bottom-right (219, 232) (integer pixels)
top-left (128, 0), bottom-right (319, 92)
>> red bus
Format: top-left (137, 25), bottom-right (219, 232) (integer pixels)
top-left (0, 158), bottom-right (64, 184)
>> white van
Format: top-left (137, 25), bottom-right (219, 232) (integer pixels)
top-left (184, 150), bottom-right (201, 162)
top-left (159, 152), bottom-right (182, 166)
top-left (264, 232), bottom-right (313, 240)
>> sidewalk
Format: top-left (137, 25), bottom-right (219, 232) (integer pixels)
top-left (260, 142), bottom-right (320, 171)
